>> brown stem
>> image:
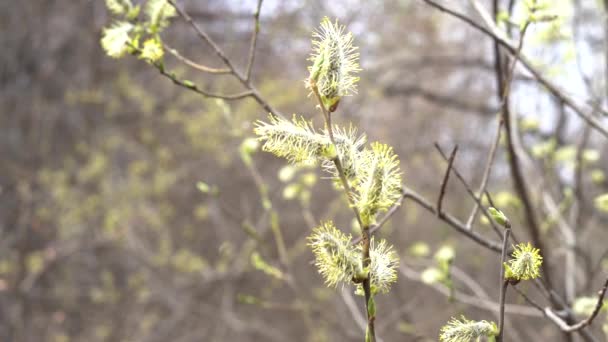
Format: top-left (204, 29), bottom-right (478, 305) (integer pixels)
top-left (497, 226), bottom-right (511, 342)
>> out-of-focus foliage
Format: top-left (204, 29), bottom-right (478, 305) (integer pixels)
top-left (2, 0), bottom-right (608, 341)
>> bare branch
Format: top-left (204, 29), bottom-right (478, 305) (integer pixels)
top-left (167, 0), bottom-right (283, 118)
top-left (434, 144), bottom-right (504, 240)
top-left (466, 116), bottom-right (503, 229)
top-left (245, 0), bottom-right (264, 82)
top-left (437, 145), bottom-right (458, 215)
top-left (164, 44), bottom-right (231, 74)
top-left (155, 63), bottom-right (253, 100)
top-left (544, 276), bottom-right (608, 332)
top-left (403, 187), bottom-right (503, 253)
top-left (421, 0), bottom-right (608, 138)
top-left (497, 227), bottom-right (511, 342)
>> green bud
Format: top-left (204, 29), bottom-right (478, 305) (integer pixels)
top-left (488, 207), bottom-right (509, 227)
top-left (367, 296), bottom-right (376, 318)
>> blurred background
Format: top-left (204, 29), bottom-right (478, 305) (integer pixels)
top-left (1, 0), bottom-right (608, 341)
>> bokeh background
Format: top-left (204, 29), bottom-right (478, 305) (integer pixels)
top-left (2, 0), bottom-right (608, 341)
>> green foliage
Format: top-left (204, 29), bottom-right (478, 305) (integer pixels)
top-left (307, 17), bottom-right (361, 110)
top-left (504, 242), bottom-right (543, 281)
top-left (439, 316), bottom-right (498, 342)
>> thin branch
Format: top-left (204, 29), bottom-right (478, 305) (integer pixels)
top-left (164, 45), bottom-right (231, 74)
top-left (421, 0), bottom-right (608, 138)
top-left (403, 187), bottom-right (503, 253)
top-left (437, 145), bottom-right (458, 216)
top-left (434, 144), bottom-right (504, 240)
top-left (497, 227), bottom-right (511, 342)
top-left (367, 191), bottom-right (405, 237)
top-left (400, 263), bottom-right (542, 317)
top-left (310, 82), bottom-right (373, 341)
top-left (154, 63), bottom-right (253, 100)
top-left (485, 0), bottom-right (552, 292)
top-left (466, 116), bottom-right (503, 229)
top-left (512, 284), bottom-right (545, 312)
top-left (245, 0), bottom-right (264, 82)
top-left (167, 0), bottom-right (282, 119)
top-left (544, 276), bottom-right (608, 332)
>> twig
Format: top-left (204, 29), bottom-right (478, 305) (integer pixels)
top-left (486, 0), bottom-right (552, 292)
top-left (164, 44), bottom-right (231, 74)
top-left (155, 63), bottom-right (253, 99)
top-left (245, 0), bottom-right (264, 82)
top-left (437, 145), bottom-right (458, 216)
top-left (310, 84), bottom-right (363, 228)
top-left (400, 263), bottom-right (541, 317)
top-left (466, 114), bottom-right (503, 229)
top-left (497, 226), bottom-right (511, 342)
top-left (167, 0), bottom-right (282, 119)
top-left (434, 144), bottom-right (504, 240)
top-left (421, 0), bottom-right (608, 138)
top-left (512, 285), bottom-right (544, 312)
top-left (403, 187), bottom-right (503, 253)
top-left (310, 82), bottom-right (374, 341)
top-left (544, 276), bottom-right (608, 333)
